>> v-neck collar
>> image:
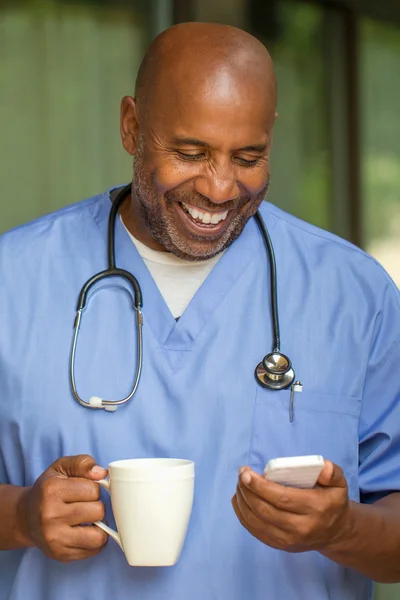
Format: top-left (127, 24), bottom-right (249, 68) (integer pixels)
top-left (91, 189), bottom-right (278, 367)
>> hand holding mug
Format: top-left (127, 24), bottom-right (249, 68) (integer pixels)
top-left (17, 454), bottom-right (108, 563)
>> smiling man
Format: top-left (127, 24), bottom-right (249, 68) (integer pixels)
top-left (0, 22), bottom-right (400, 600)
top-left (120, 24), bottom-right (275, 261)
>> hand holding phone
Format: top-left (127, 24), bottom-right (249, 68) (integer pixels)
top-left (233, 456), bottom-right (350, 555)
top-left (263, 455), bottom-right (324, 489)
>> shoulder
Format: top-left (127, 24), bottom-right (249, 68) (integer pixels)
top-left (0, 187), bottom-right (120, 286)
top-left (261, 201), bottom-right (375, 261)
top-left (0, 188), bottom-right (116, 307)
top-left (0, 189), bottom-right (109, 257)
top-left (259, 201), bottom-right (400, 308)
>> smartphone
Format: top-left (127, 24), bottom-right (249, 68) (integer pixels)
top-left (263, 455), bottom-right (324, 489)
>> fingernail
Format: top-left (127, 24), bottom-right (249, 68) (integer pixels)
top-left (241, 471), bottom-right (251, 485)
top-left (239, 466), bottom-right (246, 475)
top-left (91, 466), bottom-right (105, 476)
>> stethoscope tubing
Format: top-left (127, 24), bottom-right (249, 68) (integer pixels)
top-left (69, 184), bottom-right (295, 410)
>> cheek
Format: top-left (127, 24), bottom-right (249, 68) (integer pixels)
top-left (240, 168), bottom-right (270, 197)
top-left (137, 149), bottom-right (181, 195)
top-left (151, 156), bottom-right (197, 194)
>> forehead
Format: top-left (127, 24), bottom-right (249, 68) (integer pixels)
top-left (149, 66), bottom-right (274, 147)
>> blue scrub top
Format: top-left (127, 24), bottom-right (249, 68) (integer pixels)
top-left (0, 187), bottom-right (399, 600)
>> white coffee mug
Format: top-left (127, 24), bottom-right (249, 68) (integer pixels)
top-left (94, 458), bottom-right (195, 567)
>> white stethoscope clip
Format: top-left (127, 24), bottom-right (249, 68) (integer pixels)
top-left (89, 396), bottom-right (118, 412)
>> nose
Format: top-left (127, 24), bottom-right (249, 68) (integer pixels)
top-left (194, 162), bottom-right (240, 204)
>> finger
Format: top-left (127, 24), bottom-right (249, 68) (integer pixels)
top-left (235, 485), bottom-right (266, 532)
top-left (51, 477), bottom-right (102, 503)
top-left (239, 468), bottom-right (312, 514)
top-left (67, 524), bottom-right (108, 550)
top-left (236, 482), bottom-right (314, 546)
top-left (50, 455), bottom-right (107, 481)
top-left (65, 501), bottom-right (105, 526)
top-left (232, 493), bottom-right (246, 526)
top-left (232, 494), bottom-right (283, 550)
top-left (317, 461), bottom-right (347, 488)
top-left (237, 479), bottom-right (306, 526)
top-left (56, 546), bottom-right (106, 563)
top-left (232, 493), bottom-right (254, 532)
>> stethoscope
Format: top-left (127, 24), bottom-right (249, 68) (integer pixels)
top-left (69, 183), bottom-right (298, 413)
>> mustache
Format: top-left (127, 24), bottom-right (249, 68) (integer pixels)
top-left (164, 189), bottom-right (249, 213)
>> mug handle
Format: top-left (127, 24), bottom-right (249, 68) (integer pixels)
top-left (94, 479), bottom-right (123, 550)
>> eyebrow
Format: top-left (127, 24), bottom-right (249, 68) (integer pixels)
top-left (171, 137), bottom-right (211, 148)
top-left (171, 137), bottom-right (267, 153)
top-left (237, 144), bottom-right (267, 153)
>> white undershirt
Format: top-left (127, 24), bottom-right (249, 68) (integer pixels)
top-left (121, 218), bottom-right (223, 318)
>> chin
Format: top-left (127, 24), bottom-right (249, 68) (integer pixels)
top-left (168, 231), bottom-right (237, 262)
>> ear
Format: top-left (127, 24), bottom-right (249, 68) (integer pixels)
top-left (265, 112), bottom-right (278, 155)
top-left (120, 96), bottom-right (139, 156)
top-left (267, 122), bottom-right (276, 155)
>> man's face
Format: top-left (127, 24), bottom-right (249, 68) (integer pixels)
top-left (124, 77), bottom-right (274, 261)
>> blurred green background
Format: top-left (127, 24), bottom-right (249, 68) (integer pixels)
top-left (0, 1), bottom-right (399, 596)
top-left (1, 0), bottom-right (399, 288)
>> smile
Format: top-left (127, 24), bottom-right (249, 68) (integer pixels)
top-left (180, 202), bottom-right (229, 225)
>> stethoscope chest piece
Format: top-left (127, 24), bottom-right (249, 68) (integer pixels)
top-left (255, 352), bottom-right (295, 390)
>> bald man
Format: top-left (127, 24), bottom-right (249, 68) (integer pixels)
top-left (0, 22), bottom-right (399, 600)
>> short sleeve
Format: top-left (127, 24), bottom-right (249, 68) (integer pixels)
top-left (358, 275), bottom-right (400, 503)
top-left (0, 449), bottom-right (9, 485)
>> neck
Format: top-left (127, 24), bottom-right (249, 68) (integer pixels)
top-left (117, 187), bottom-right (167, 252)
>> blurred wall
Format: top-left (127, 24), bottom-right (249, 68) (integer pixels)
top-left (0, 1), bottom-right (150, 227)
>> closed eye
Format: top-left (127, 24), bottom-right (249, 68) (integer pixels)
top-left (177, 151), bottom-right (205, 161)
top-left (235, 157), bottom-right (261, 167)
top-left (176, 151), bottom-right (262, 166)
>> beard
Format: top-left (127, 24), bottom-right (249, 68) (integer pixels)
top-left (132, 151), bottom-right (269, 261)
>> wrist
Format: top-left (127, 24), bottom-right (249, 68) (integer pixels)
top-left (323, 501), bottom-right (358, 556)
top-left (14, 487), bottom-right (35, 548)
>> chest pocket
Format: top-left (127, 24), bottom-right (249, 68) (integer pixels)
top-left (248, 387), bottom-right (361, 500)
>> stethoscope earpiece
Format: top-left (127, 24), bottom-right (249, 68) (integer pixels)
top-left (255, 352), bottom-right (295, 390)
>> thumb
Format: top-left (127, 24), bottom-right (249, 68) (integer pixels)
top-left (317, 460), bottom-right (347, 489)
top-left (50, 454), bottom-right (107, 480)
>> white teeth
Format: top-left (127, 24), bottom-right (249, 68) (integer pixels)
top-left (210, 214), bottom-right (220, 225)
top-left (181, 203), bottom-right (228, 225)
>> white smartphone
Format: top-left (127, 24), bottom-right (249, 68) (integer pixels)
top-left (263, 455), bottom-right (324, 489)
